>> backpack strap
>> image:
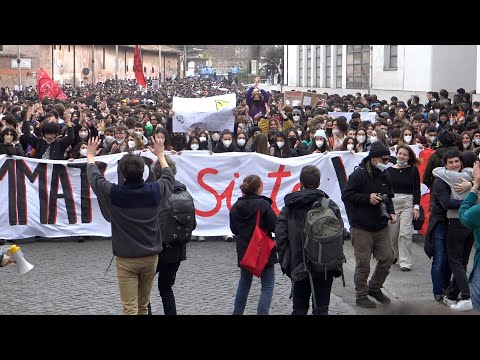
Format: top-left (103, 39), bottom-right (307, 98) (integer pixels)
top-left (320, 197), bottom-right (331, 209)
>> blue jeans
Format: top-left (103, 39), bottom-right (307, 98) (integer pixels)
top-left (233, 265), bottom-right (275, 315)
top-left (431, 223), bottom-right (452, 295)
top-left (470, 265), bottom-right (480, 311)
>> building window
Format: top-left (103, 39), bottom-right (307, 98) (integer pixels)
top-left (315, 45), bottom-right (321, 87)
top-left (336, 45), bottom-right (342, 88)
top-left (384, 45), bottom-right (398, 70)
top-left (103, 47), bottom-right (106, 69)
top-left (298, 46), bottom-right (303, 86)
top-left (144, 66), bottom-right (146, 73)
top-left (346, 45), bottom-right (370, 89)
top-left (325, 45), bottom-right (331, 88)
top-left (307, 46), bottom-right (312, 87)
top-left (68, 45), bottom-right (70, 52)
top-left (0, 45), bottom-right (3, 51)
top-left (126, 65), bottom-right (129, 72)
top-left (59, 45), bottom-right (61, 51)
top-left (151, 67), bottom-right (155, 73)
top-left (53, 45), bottom-right (56, 50)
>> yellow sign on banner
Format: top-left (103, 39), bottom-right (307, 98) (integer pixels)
top-left (215, 100), bottom-right (229, 111)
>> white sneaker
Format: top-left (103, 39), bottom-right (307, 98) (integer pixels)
top-left (450, 299), bottom-right (473, 311)
top-left (443, 297), bottom-right (457, 306)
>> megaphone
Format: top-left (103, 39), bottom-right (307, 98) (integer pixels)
top-left (8, 245), bottom-right (34, 275)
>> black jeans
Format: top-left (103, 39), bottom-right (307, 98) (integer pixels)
top-left (445, 219), bottom-right (474, 300)
top-left (147, 262), bottom-right (181, 315)
top-left (292, 272), bottom-right (334, 315)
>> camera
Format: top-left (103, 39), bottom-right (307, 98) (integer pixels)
top-left (377, 193), bottom-right (390, 224)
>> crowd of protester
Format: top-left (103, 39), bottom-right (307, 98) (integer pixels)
top-left (2, 76), bottom-right (480, 312)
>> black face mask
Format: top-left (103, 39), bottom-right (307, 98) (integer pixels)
top-left (288, 137), bottom-right (297, 147)
top-left (325, 128), bottom-right (332, 136)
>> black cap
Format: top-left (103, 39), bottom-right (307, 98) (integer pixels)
top-left (369, 141), bottom-right (390, 158)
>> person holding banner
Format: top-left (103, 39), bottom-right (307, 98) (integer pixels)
top-left (230, 175), bottom-right (277, 315)
top-left (86, 135), bottom-right (175, 315)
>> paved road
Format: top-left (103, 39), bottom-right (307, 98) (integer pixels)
top-left (0, 236), bottom-right (474, 315)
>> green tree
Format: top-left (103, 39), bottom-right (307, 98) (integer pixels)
top-left (264, 45), bottom-right (284, 65)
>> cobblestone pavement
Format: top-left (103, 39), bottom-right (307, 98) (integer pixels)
top-left (0, 236), bottom-right (474, 315)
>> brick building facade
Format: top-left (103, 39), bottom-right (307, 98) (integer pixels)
top-left (0, 45), bottom-right (180, 89)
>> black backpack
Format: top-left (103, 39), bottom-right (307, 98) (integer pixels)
top-left (161, 185), bottom-right (196, 246)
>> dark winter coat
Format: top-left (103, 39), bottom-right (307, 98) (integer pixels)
top-left (275, 189), bottom-right (343, 278)
top-left (156, 180), bottom-right (191, 269)
top-left (229, 194), bottom-right (278, 267)
top-left (341, 157), bottom-right (395, 232)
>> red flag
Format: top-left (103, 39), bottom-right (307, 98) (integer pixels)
top-left (133, 45), bottom-right (147, 88)
top-left (416, 147), bottom-right (435, 235)
top-left (37, 68), bottom-right (68, 101)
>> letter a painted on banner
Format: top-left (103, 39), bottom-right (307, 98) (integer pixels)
top-left (215, 100), bottom-right (229, 111)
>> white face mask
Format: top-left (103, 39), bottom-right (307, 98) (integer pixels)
top-left (403, 135), bottom-right (412, 144)
top-left (293, 115), bottom-right (301, 122)
top-left (116, 138), bottom-right (124, 144)
top-left (135, 131), bottom-right (144, 137)
top-left (463, 142), bottom-right (471, 149)
top-left (276, 141), bottom-right (284, 149)
top-left (475, 139), bottom-right (480, 146)
top-left (375, 161), bottom-right (389, 172)
top-left (315, 140), bottom-right (324, 148)
top-left (222, 139), bottom-right (232, 147)
top-left (69, 108), bottom-right (74, 114)
top-left (370, 136), bottom-right (378, 143)
top-left (212, 133), bottom-right (220, 142)
top-left (297, 130), bottom-right (302, 137)
top-left (128, 140), bottom-right (136, 149)
top-left (127, 129), bottom-right (134, 134)
top-left (238, 123), bottom-right (245, 129)
top-left (356, 135), bottom-right (366, 144)
top-left (79, 131), bottom-right (89, 139)
top-left (434, 109), bottom-right (440, 114)
top-left (237, 138), bottom-right (246, 147)
top-left (428, 136), bottom-right (436, 143)
top-left (396, 159), bottom-right (408, 167)
top-left (190, 143), bottom-right (199, 150)
top-left (79, 148), bottom-right (87, 157)
top-left (332, 128), bottom-right (340, 136)
top-left (199, 136), bottom-right (207, 142)
top-left (347, 144), bottom-right (354, 151)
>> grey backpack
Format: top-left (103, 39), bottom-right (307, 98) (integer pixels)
top-left (303, 198), bottom-right (345, 273)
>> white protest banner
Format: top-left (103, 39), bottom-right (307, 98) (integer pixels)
top-left (172, 94), bottom-right (236, 133)
top-left (328, 111), bottom-right (377, 123)
top-left (0, 152), bottom-right (157, 240)
top-left (0, 146), bottom-right (422, 239)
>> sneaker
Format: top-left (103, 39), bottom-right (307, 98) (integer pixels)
top-left (450, 299), bottom-right (473, 312)
top-left (434, 294), bottom-right (444, 302)
top-left (356, 297), bottom-right (376, 308)
top-left (443, 297), bottom-right (457, 306)
top-left (368, 290), bottom-right (391, 304)
top-left (224, 235), bottom-right (234, 242)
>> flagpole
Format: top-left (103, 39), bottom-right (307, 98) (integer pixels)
top-left (92, 45), bottom-right (95, 85)
top-left (115, 45), bottom-right (119, 84)
top-left (158, 45), bottom-right (162, 82)
top-left (16, 45), bottom-right (21, 91)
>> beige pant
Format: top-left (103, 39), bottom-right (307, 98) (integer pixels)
top-left (388, 194), bottom-right (414, 269)
top-left (116, 255), bottom-right (158, 315)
